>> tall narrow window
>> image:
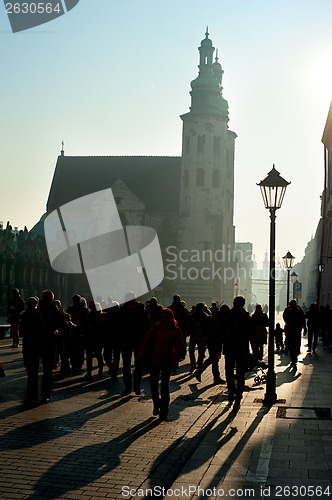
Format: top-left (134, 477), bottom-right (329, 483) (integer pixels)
top-left (197, 168), bottom-right (205, 186)
top-left (197, 135), bottom-right (205, 153)
top-left (213, 136), bottom-right (221, 159)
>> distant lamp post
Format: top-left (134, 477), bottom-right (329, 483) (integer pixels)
top-left (234, 280), bottom-right (239, 296)
top-left (283, 251), bottom-right (295, 306)
top-left (318, 263), bottom-right (325, 274)
top-left (258, 165), bottom-right (290, 406)
top-left (291, 271), bottom-right (298, 300)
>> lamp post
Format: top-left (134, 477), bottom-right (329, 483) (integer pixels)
top-left (257, 165), bottom-right (290, 406)
top-left (283, 251), bottom-right (295, 306)
top-left (291, 271), bottom-right (298, 300)
top-left (234, 280), bottom-right (239, 297)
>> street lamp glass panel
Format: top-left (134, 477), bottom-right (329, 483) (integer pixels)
top-left (257, 165), bottom-right (290, 210)
top-left (283, 251), bottom-right (295, 269)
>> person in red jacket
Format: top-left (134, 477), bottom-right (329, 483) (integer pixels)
top-left (139, 308), bottom-right (185, 421)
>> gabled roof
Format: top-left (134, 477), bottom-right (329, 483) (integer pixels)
top-left (46, 155), bottom-right (181, 213)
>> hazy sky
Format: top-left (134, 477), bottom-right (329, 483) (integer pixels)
top-left (1, 0), bottom-right (332, 268)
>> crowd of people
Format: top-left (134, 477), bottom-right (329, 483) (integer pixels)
top-left (5, 288), bottom-right (332, 419)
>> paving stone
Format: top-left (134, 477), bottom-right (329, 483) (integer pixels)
top-left (1, 334), bottom-right (332, 499)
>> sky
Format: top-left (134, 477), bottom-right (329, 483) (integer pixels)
top-left (1, 0), bottom-right (332, 268)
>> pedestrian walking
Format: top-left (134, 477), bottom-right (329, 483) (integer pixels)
top-left (84, 301), bottom-right (106, 380)
top-left (67, 294), bottom-right (89, 370)
top-left (7, 288), bottom-right (25, 347)
top-left (210, 302), bottom-right (219, 317)
top-left (187, 302), bottom-right (208, 373)
top-left (250, 304), bottom-right (269, 362)
top-left (223, 296), bottom-right (251, 412)
top-left (193, 304), bottom-right (229, 385)
top-left (21, 290), bottom-right (65, 404)
top-left (274, 322), bottom-right (284, 352)
top-left (283, 299), bottom-right (306, 369)
top-left (138, 308), bottom-right (185, 421)
top-left (168, 295), bottom-right (189, 372)
top-left (119, 292), bottom-right (151, 396)
top-left (146, 297), bottom-right (163, 325)
top-left (305, 303), bottom-right (320, 354)
top-left (103, 301), bottom-right (121, 380)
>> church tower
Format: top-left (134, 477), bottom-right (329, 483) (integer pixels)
top-left (177, 30), bottom-right (237, 304)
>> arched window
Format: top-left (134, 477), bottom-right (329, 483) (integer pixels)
top-left (213, 136), bottom-right (221, 159)
top-left (197, 168), bottom-right (205, 186)
top-left (212, 169), bottom-right (220, 187)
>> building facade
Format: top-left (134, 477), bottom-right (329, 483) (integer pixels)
top-left (26, 32), bottom-right (238, 307)
top-left (318, 99), bottom-right (332, 305)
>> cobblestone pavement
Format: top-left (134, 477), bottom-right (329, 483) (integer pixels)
top-left (0, 321), bottom-right (331, 500)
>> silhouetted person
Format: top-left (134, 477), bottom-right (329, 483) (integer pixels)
top-left (194, 304), bottom-right (229, 385)
top-left (138, 308), bottom-right (184, 421)
top-left (283, 299), bottom-right (306, 369)
top-left (168, 295), bottom-right (189, 334)
top-left (224, 296), bottom-right (251, 412)
top-left (119, 292), bottom-right (151, 396)
top-left (7, 288), bottom-right (25, 347)
top-left (305, 303), bottom-right (320, 354)
top-left (168, 295), bottom-right (189, 371)
top-left (67, 294), bottom-right (89, 370)
top-left (20, 296), bottom-right (39, 404)
top-left (274, 323), bottom-right (284, 352)
top-left (21, 290), bottom-right (65, 404)
top-left (146, 297), bottom-right (163, 325)
top-left (251, 304), bottom-right (269, 361)
top-left (210, 302), bottom-right (219, 317)
top-left (84, 301), bottom-right (105, 380)
top-left (187, 302), bottom-right (208, 372)
top-left (103, 301), bottom-right (121, 380)
top-left (301, 303), bottom-right (308, 315)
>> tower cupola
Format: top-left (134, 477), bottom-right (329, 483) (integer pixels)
top-left (187, 30), bottom-right (229, 120)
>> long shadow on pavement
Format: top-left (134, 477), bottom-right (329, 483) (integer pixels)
top-left (141, 402), bottom-right (267, 499)
top-left (0, 394), bottom-right (131, 451)
top-left (195, 406), bottom-right (271, 499)
top-left (26, 417), bottom-right (159, 499)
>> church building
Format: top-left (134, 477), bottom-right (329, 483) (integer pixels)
top-left (33, 30), bottom-right (237, 307)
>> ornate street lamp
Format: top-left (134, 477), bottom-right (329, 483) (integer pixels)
top-left (257, 165), bottom-right (290, 406)
top-left (283, 251), bottom-right (295, 306)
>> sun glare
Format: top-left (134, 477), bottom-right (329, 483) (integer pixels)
top-left (313, 54), bottom-right (332, 101)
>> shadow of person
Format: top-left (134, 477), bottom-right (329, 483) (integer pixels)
top-left (26, 417), bottom-right (158, 499)
top-left (276, 365), bottom-right (302, 387)
top-left (143, 405), bottom-right (270, 499)
top-left (166, 381), bottom-right (228, 422)
top-left (0, 394), bottom-right (130, 451)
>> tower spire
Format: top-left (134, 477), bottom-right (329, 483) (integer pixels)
top-left (61, 141), bottom-right (65, 157)
top-left (205, 26), bottom-right (209, 37)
